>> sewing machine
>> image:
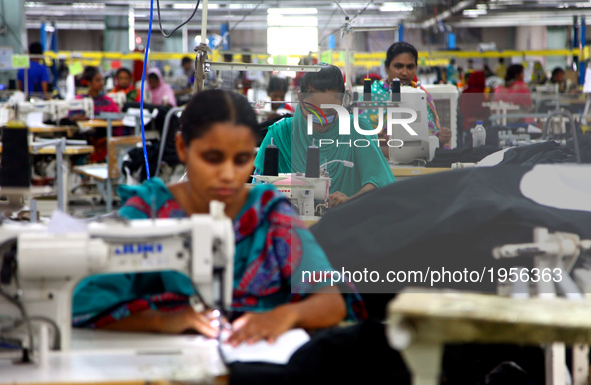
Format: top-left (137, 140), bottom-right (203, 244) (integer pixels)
top-left (253, 174), bottom-right (330, 221)
top-left (0, 201), bottom-right (234, 357)
top-left (387, 227), bottom-right (591, 385)
top-left (13, 98), bottom-right (94, 123)
top-left (106, 91), bottom-right (127, 109)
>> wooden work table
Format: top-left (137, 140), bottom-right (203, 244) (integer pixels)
top-left (77, 120), bottom-right (124, 129)
top-left (29, 125), bottom-right (79, 137)
top-left (0, 144), bottom-right (94, 155)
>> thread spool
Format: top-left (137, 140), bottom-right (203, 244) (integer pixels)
top-left (305, 139), bottom-right (320, 178)
top-left (363, 78), bottom-right (372, 102)
top-left (262, 138), bottom-right (279, 176)
top-left (391, 78), bottom-right (401, 102)
top-left (1, 121), bottom-right (30, 187)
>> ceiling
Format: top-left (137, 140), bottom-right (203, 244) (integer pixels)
top-left (21, 0), bottom-right (591, 32)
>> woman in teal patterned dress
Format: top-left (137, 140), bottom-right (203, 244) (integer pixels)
top-left (72, 89), bottom-right (365, 345)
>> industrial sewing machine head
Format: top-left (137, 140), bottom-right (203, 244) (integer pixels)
top-left (51, 98), bottom-right (94, 121)
top-left (254, 174), bottom-right (331, 220)
top-left (492, 227), bottom-right (591, 298)
top-left (0, 201), bottom-right (234, 357)
top-left (13, 98), bottom-right (94, 123)
top-left (15, 100), bottom-right (53, 123)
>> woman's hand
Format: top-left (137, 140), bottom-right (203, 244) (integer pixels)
top-left (227, 306), bottom-right (299, 346)
top-left (328, 191), bottom-right (349, 208)
top-left (69, 113), bottom-right (87, 122)
top-left (157, 308), bottom-right (220, 336)
top-left (438, 127), bottom-right (452, 145)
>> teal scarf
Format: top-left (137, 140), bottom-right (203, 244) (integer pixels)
top-left (254, 106), bottom-right (395, 198)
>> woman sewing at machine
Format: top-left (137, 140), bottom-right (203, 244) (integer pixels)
top-left (70, 66), bottom-right (120, 119)
top-left (72, 89), bottom-right (365, 344)
top-left (359, 42), bottom-right (452, 156)
top-left (253, 63), bottom-right (395, 208)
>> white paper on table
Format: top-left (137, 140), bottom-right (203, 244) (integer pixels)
top-left (219, 329), bottom-right (310, 365)
top-left (47, 210), bottom-right (88, 233)
top-left (520, 164), bottom-right (591, 212)
top-left (26, 112), bottom-right (55, 128)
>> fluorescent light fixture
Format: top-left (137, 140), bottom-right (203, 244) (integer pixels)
top-left (379, 3), bottom-right (414, 12)
top-left (72, 2), bottom-right (105, 8)
top-left (229, 4), bottom-right (262, 9)
top-left (476, 4), bottom-right (487, 9)
top-left (463, 8), bottom-right (487, 16)
top-left (268, 8), bottom-right (318, 15)
top-left (174, 3), bottom-right (219, 9)
top-left (267, 14), bottom-right (318, 27)
top-left (267, 27), bottom-right (318, 55)
top-left (338, 2), bottom-right (376, 8)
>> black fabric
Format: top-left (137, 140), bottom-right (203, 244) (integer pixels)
top-left (121, 141), bottom-right (160, 182)
top-left (498, 141), bottom-right (574, 166)
top-left (427, 145), bottom-right (501, 167)
top-left (310, 166), bottom-right (591, 318)
top-left (122, 102), bottom-right (180, 169)
top-left (229, 320), bottom-right (545, 385)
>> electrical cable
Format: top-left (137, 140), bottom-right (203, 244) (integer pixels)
top-left (229, 1), bottom-right (264, 33)
top-left (0, 286), bottom-right (33, 360)
top-left (139, 0), bottom-right (155, 180)
top-left (13, 316), bottom-right (61, 350)
top-left (155, 0), bottom-right (201, 38)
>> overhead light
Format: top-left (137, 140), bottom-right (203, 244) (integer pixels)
top-left (229, 4), bottom-right (263, 9)
top-left (379, 3), bottom-right (414, 12)
top-left (268, 8), bottom-right (318, 15)
top-left (463, 9), bottom-right (487, 17)
top-left (72, 3), bottom-right (105, 9)
top-left (173, 3), bottom-right (219, 9)
top-left (338, 2), bottom-right (376, 8)
top-left (476, 4), bottom-right (487, 9)
top-left (267, 14), bottom-right (318, 27)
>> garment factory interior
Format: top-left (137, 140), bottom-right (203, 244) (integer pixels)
top-left (3, 0), bottom-right (591, 384)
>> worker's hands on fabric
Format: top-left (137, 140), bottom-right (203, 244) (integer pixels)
top-left (438, 127), bottom-right (452, 144)
top-left (328, 191), bottom-right (349, 208)
top-left (157, 307), bottom-right (220, 336)
top-left (69, 113), bottom-right (87, 122)
top-left (226, 306), bottom-right (298, 346)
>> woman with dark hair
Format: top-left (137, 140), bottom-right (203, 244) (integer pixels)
top-left (113, 67), bottom-right (141, 103)
top-left (254, 63), bottom-right (395, 207)
top-left (71, 66), bottom-right (120, 119)
top-left (493, 64), bottom-right (532, 114)
top-left (360, 42), bottom-right (452, 155)
top-left (266, 76), bottom-right (293, 119)
top-left (72, 89), bottom-right (364, 339)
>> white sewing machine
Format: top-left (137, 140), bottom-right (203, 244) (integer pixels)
top-left (253, 174), bottom-right (330, 221)
top-left (387, 227), bottom-right (591, 385)
top-left (0, 201), bottom-right (234, 355)
top-left (13, 98), bottom-right (94, 123)
top-left (106, 91), bottom-right (127, 109)
top-left (388, 87), bottom-right (439, 164)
